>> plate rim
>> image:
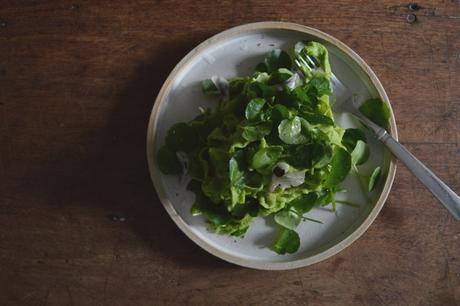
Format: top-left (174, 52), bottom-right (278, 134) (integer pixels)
top-left (146, 21), bottom-right (398, 270)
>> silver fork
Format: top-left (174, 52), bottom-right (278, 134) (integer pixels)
top-left (294, 54), bottom-right (460, 220)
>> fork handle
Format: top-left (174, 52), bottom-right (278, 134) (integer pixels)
top-left (377, 129), bottom-right (460, 220)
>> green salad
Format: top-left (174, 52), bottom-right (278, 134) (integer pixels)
top-left (157, 41), bottom-right (390, 254)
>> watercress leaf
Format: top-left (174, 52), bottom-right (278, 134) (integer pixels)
top-left (278, 117), bottom-right (308, 144)
top-left (271, 104), bottom-right (291, 124)
top-left (342, 128), bottom-right (367, 151)
top-left (165, 122), bottom-right (199, 153)
top-left (359, 98), bottom-right (391, 127)
top-left (255, 62), bottom-right (268, 73)
top-left (316, 189), bottom-right (335, 206)
top-left (308, 76), bottom-right (332, 96)
top-left (252, 72), bottom-right (271, 83)
top-left (269, 68), bottom-right (294, 84)
top-left (273, 227), bottom-right (300, 254)
top-left (311, 143), bottom-right (333, 169)
top-left (289, 193), bottom-right (318, 213)
top-left (245, 98), bottom-right (266, 121)
top-left (228, 77), bottom-right (247, 99)
top-left (368, 166), bottom-right (382, 192)
top-left (189, 149), bottom-right (209, 181)
top-left (286, 143), bottom-right (332, 170)
top-left (156, 146), bottom-right (182, 175)
top-left (201, 79), bottom-right (220, 96)
top-left (301, 111), bottom-right (334, 126)
top-left (264, 49), bottom-right (292, 72)
top-left (231, 200), bottom-right (260, 219)
top-left (325, 147), bottom-right (351, 187)
top-left (251, 145), bottom-right (283, 173)
top-left (241, 123), bottom-right (272, 142)
top-left (207, 127), bottom-right (226, 145)
top-left (274, 210), bottom-right (301, 230)
top-left (351, 140), bottom-right (370, 166)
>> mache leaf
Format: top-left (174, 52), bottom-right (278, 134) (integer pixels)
top-left (325, 147), bottom-right (351, 187)
top-left (274, 210), bottom-right (301, 230)
top-left (273, 227), bottom-right (300, 254)
top-left (351, 140), bottom-right (370, 166)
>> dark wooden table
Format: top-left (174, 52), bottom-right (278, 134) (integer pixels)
top-left (1, 1), bottom-right (459, 305)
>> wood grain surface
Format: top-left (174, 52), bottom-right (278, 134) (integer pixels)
top-left (1, 1), bottom-right (459, 305)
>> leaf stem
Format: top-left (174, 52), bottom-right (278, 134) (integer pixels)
top-left (336, 200), bottom-right (360, 208)
top-left (302, 216), bottom-right (324, 224)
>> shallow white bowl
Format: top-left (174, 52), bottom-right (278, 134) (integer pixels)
top-left (147, 22), bottom-right (397, 270)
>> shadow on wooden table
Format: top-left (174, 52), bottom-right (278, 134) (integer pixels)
top-left (106, 33), bottom-right (235, 270)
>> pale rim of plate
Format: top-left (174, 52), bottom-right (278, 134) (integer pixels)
top-left (146, 21), bottom-right (398, 270)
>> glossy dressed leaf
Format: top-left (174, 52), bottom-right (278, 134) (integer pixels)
top-left (278, 117), bottom-right (308, 144)
top-left (273, 227), bottom-right (300, 254)
top-left (156, 146), bottom-right (182, 175)
top-left (368, 166), bottom-right (382, 192)
top-left (165, 122), bottom-right (199, 153)
top-left (359, 98), bottom-right (391, 127)
top-left (245, 98), bottom-right (266, 121)
top-left (325, 147), bottom-right (351, 187)
top-left (264, 49), bottom-right (292, 72)
top-left (351, 140), bottom-right (370, 166)
top-left (250, 146), bottom-right (283, 172)
top-left (201, 79), bottom-right (220, 95)
top-left (342, 128), bottom-right (367, 152)
top-left (274, 210), bottom-right (301, 230)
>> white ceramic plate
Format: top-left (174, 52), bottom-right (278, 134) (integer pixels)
top-left (147, 22), bottom-right (397, 270)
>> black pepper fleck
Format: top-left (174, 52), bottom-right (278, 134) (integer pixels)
top-left (406, 14), bottom-right (417, 23)
top-left (0, 20), bottom-right (7, 28)
top-left (70, 4), bottom-right (80, 10)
